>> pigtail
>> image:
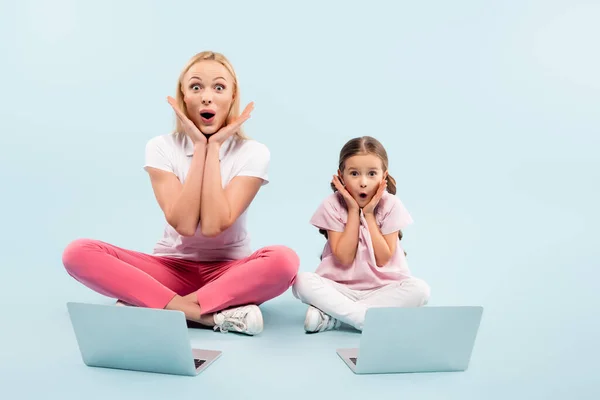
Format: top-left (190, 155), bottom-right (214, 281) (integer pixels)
top-left (329, 181), bottom-right (337, 193)
top-left (385, 174), bottom-right (406, 254)
top-left (386, 174), bottom-right (397, 195)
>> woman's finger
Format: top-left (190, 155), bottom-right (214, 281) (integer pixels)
top-left (241, 102), bottom-right (254, 117)
top-left (167, 97), bottom-right (189, 122)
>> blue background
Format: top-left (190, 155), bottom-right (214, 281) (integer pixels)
top-left (1, 0), bottom-right (598, 399)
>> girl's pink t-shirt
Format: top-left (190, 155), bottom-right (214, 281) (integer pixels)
top-left (310, 190), bottom-right (414, 290)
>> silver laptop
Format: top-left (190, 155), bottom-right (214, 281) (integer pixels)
top-left (337, 306), bottom-right (483, 374)
top-left (67, 302), bottom-right (222, 376)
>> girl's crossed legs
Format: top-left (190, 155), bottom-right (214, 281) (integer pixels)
top-left (62, 238), bottom-right (299, 335)
top-left (292, 271), bottom-right (430, 332)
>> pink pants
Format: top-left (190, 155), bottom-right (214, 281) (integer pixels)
top-left (62, 238), bottom-right (299, 314)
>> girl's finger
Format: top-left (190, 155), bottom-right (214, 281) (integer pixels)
top-left (380, 181), bottom-right (386, 193)
top-left (332, 177), bottom-right (343, 191)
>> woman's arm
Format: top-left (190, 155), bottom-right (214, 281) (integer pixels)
top-left (146, 142), bottom-right (207, 237)
top-left (200, 142), bottom-right (263, 237)
top-left (197, 103), bottom-right (259, 237)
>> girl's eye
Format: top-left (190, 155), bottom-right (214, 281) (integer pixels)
top-left (215, 84), bottom-right (225, 91)
top-left (351, 171), bottom-right (358, 176)
top-left (191, 84), bottom-right (201, 91)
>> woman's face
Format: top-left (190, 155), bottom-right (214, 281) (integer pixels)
top-left (181, 60), bottom-right (235, 135)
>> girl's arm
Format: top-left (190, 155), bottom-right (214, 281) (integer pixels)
top-left (327, 208), bottom-right (360, 267)
top-left (362, 179), bottom-right (398, 267)
top-left (364, 213), bottom-right (398, 267)
top-left (327, 175), bottom-right (361, 267)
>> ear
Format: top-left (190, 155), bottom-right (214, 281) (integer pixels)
top-left (383, 170), bottom-right (389, 180)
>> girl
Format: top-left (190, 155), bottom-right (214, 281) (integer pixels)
top-left (62, 51), bottom-right (299, 336)
top-left (292, 136), bottom-right (430, 333)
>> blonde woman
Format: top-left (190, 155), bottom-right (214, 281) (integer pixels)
top-left (62, 51), bottom-right (299, 336)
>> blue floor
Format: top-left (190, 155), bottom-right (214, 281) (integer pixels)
top-left (3, 261), bottom-right (598, 400)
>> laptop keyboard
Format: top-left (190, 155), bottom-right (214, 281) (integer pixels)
top-left (194, 359), bottom-right (206, 368)
top-left (350, 357), bottom-right (357, 365)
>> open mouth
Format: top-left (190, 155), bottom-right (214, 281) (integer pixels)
top-left (359, 193), bottom-right (368, 199)
top-left (199, 111), bottom-right (216, 123)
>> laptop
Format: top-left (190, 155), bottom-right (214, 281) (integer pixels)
top-left (336, 306), bottom-right (483, 374)
top-left (67, 302), bottom-right (222, 376)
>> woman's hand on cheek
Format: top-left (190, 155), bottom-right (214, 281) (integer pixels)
top-left (208, 102), bottom-right (254, 146)
top-left (167, 96), bottom-right (207, 145)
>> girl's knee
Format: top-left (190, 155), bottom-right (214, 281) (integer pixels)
top-left (291, 272), bottom-right (319, 300)
top-left (410, 277), bottom-right (431, 306)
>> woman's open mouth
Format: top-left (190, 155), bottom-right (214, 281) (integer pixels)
top-left (199, 111), bottom-right (216, 124)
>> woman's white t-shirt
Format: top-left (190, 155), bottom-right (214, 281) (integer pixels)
top-left (143, 133), bottom-right (270, 262)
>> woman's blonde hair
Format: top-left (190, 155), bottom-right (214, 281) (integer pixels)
top-left (173, 51), bottom-right (249, 139)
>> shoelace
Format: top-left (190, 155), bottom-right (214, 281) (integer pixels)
top-left (213, 309), bottom-right (248, 333)
top-left (316, 310), bottom-right (336, 332)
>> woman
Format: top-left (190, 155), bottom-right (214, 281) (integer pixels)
top-left (62, 51), bottom-right (300, 336)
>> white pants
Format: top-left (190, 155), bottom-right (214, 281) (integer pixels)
top-left (292, 272), bottom-right (431, 331)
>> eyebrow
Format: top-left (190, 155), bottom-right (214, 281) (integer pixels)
top-left (188, 76), bottom-right (228, 82)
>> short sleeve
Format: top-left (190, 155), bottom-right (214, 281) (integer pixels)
top-left (379, 194), bottom-right (414, 235)
top-left (236, 142), bottom-right (270, 185)
top-left (310, 194), bottom-right (346, 232)
top-left (143, 136), bottom-right (174, 173)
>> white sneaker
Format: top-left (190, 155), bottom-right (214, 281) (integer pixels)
top-left (213, 305), bottom-right (263, 336)
top-left (115, 300), bottom-right (134, 307)
top-left (304, 306), bottom-right (340, 333)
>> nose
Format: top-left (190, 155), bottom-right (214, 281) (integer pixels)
top-left (360, 178), bottom-right (367, 188)
top-left (201, 98), bottom-right (212, 105)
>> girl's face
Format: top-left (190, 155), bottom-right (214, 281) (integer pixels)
top-left (339, 153), bottom-right (388, 207)
top-left (181, 60), bottom-right (235, 135)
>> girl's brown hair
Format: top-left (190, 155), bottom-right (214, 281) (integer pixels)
top-left (319, 136), bottom-right (405, 255)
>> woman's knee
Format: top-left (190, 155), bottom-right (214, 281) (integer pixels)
top-left (61, 238), bottom-right (100, 276)
top-left (261, 245), bottom-right (300, 283)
